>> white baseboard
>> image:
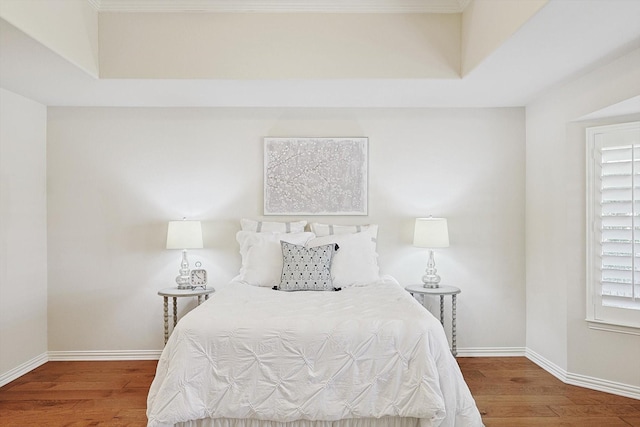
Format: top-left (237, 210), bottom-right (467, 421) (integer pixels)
top-left (565, 371), bottom-right (640, 400)
top-left (47, 350), bottom-right (162, 361)
top-left (526, 348), bottom-right (640, 400)
top-left (0, 352), bottom-right (48, 387)
top-left (4, 348), bottom-right (639, 401)
top-left (525, 348), bottom-right (568, 382)
top-left (457, 347), bottom-right (526, 357)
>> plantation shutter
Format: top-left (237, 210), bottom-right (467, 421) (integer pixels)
top-left (599, 144), bottom-right (640, 310)
top-left (588, 122), bottom-right (640, 328)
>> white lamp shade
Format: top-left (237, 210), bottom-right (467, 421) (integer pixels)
top-left (166, 220), bottom-right (203, 249)
top-left (413, 217), bottom-right (449, 248)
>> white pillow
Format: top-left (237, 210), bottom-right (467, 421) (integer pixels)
top-left (234, 231), bottom-right (315, 287)
top-left (310, 223), bottom-right (378, 240)
top-left (308, 228), bottom-right (380, 287)
top-left (241, 218), bottom-right (307, 233)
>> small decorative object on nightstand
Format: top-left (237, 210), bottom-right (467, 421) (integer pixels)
top-left (189, 261), bottom-right (208, 289)
top-left (158, 287), bottom-right (215, 345)
top-left (166, 219), bottom-right (203, 289)
top-left (413, 217), bottom-right (449, 288)
top-left (406, 284), bottom-right (461, 356)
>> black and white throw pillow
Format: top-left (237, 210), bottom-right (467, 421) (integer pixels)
top-left (277, 241), bottom-right (338, 291)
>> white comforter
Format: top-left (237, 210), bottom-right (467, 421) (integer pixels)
top-left (147, 277), bottom-right (483, 427)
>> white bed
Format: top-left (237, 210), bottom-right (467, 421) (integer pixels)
top-left (148, 221), bottom-right (483, 426)
top-left (146, 276), bottom-right (484, 427)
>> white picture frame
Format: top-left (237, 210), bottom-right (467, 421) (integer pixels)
top-left (264, 137), bottom-right (368, 216)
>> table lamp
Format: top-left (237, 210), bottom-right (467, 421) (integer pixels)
top-left (413, 217), bottom-right (449, 288)
top-left (166, 219), bottom-right (203, 289)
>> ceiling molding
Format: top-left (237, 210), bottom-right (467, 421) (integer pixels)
top-left (92, 0), bottom-right (467, 13)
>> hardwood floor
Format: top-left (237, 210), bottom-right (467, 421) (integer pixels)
top-left (460, 357), bottom-right (640, 427)
top-left (0, 360), bottom-right (156, 426)
top-left (0, 357), bottom-right (638, 426)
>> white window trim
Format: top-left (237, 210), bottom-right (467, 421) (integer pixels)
top-left (587, 319), bottom-right (640, 336)
top-left (586, 121), bottom-right (640, 332)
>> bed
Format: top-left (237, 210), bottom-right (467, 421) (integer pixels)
top-left (147, 221), bottom-right (484, 427)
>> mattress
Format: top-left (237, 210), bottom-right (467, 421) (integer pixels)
top-left (147, 276), bottom-right (483, 427)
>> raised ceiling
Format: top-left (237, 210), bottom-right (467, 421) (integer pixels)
top-left (1, 0), bottom-right (639, 108)
top-left (89, 0), bottom-right (472, 13)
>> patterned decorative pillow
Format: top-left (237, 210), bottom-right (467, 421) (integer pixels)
top-left (278, 242), bottom-right (338, 291)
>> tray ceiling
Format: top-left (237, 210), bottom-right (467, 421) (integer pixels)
top-left (89, 0), bottom-right (472, 13)
top-left (2, 0), bottom-right (639, 108)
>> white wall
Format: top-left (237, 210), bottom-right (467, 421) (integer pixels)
top-left (0, 0), bottom-right (99, 77)
top-left (526, 48), bottom-right (640, 387)
top-left (46, 107), bottom-right (525, 352)
top-left (0, 89), bottom-right (48, 380)
top-left (98, 12), bottom-right (460, 79)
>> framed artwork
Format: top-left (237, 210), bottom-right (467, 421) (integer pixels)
top-left (264, 137), bottom-right (368, 215)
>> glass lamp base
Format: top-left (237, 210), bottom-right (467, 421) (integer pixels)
top-left (422, 282), bottom-right (441, 289)
top-left (176, 275), bottom-right (193, 290)
top-left (422, 249), bottom-right (441, 288)
top-left (422, 274), bottom-right (441, 288)
top-left (175, 249), bottom-right (193, 289)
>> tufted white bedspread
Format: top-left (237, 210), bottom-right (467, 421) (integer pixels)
top-left (147, 277), bottom-right (483, 427)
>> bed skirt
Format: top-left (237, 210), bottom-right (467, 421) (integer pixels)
top-left (177, 417), bottom-right (424, 427)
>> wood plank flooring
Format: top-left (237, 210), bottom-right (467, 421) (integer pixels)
top-left (0, 360), bottom-right (156, 426)
top-left (0, 357), bottom-right (638, 426)
top-left (459, 357), bottom-right (640, 427)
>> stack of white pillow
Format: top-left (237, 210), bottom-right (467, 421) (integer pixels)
top-left (233, 219), bottom-right (380, 290)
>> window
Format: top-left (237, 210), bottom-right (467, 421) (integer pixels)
top-left (586, 121), bottom-right (640, 330)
